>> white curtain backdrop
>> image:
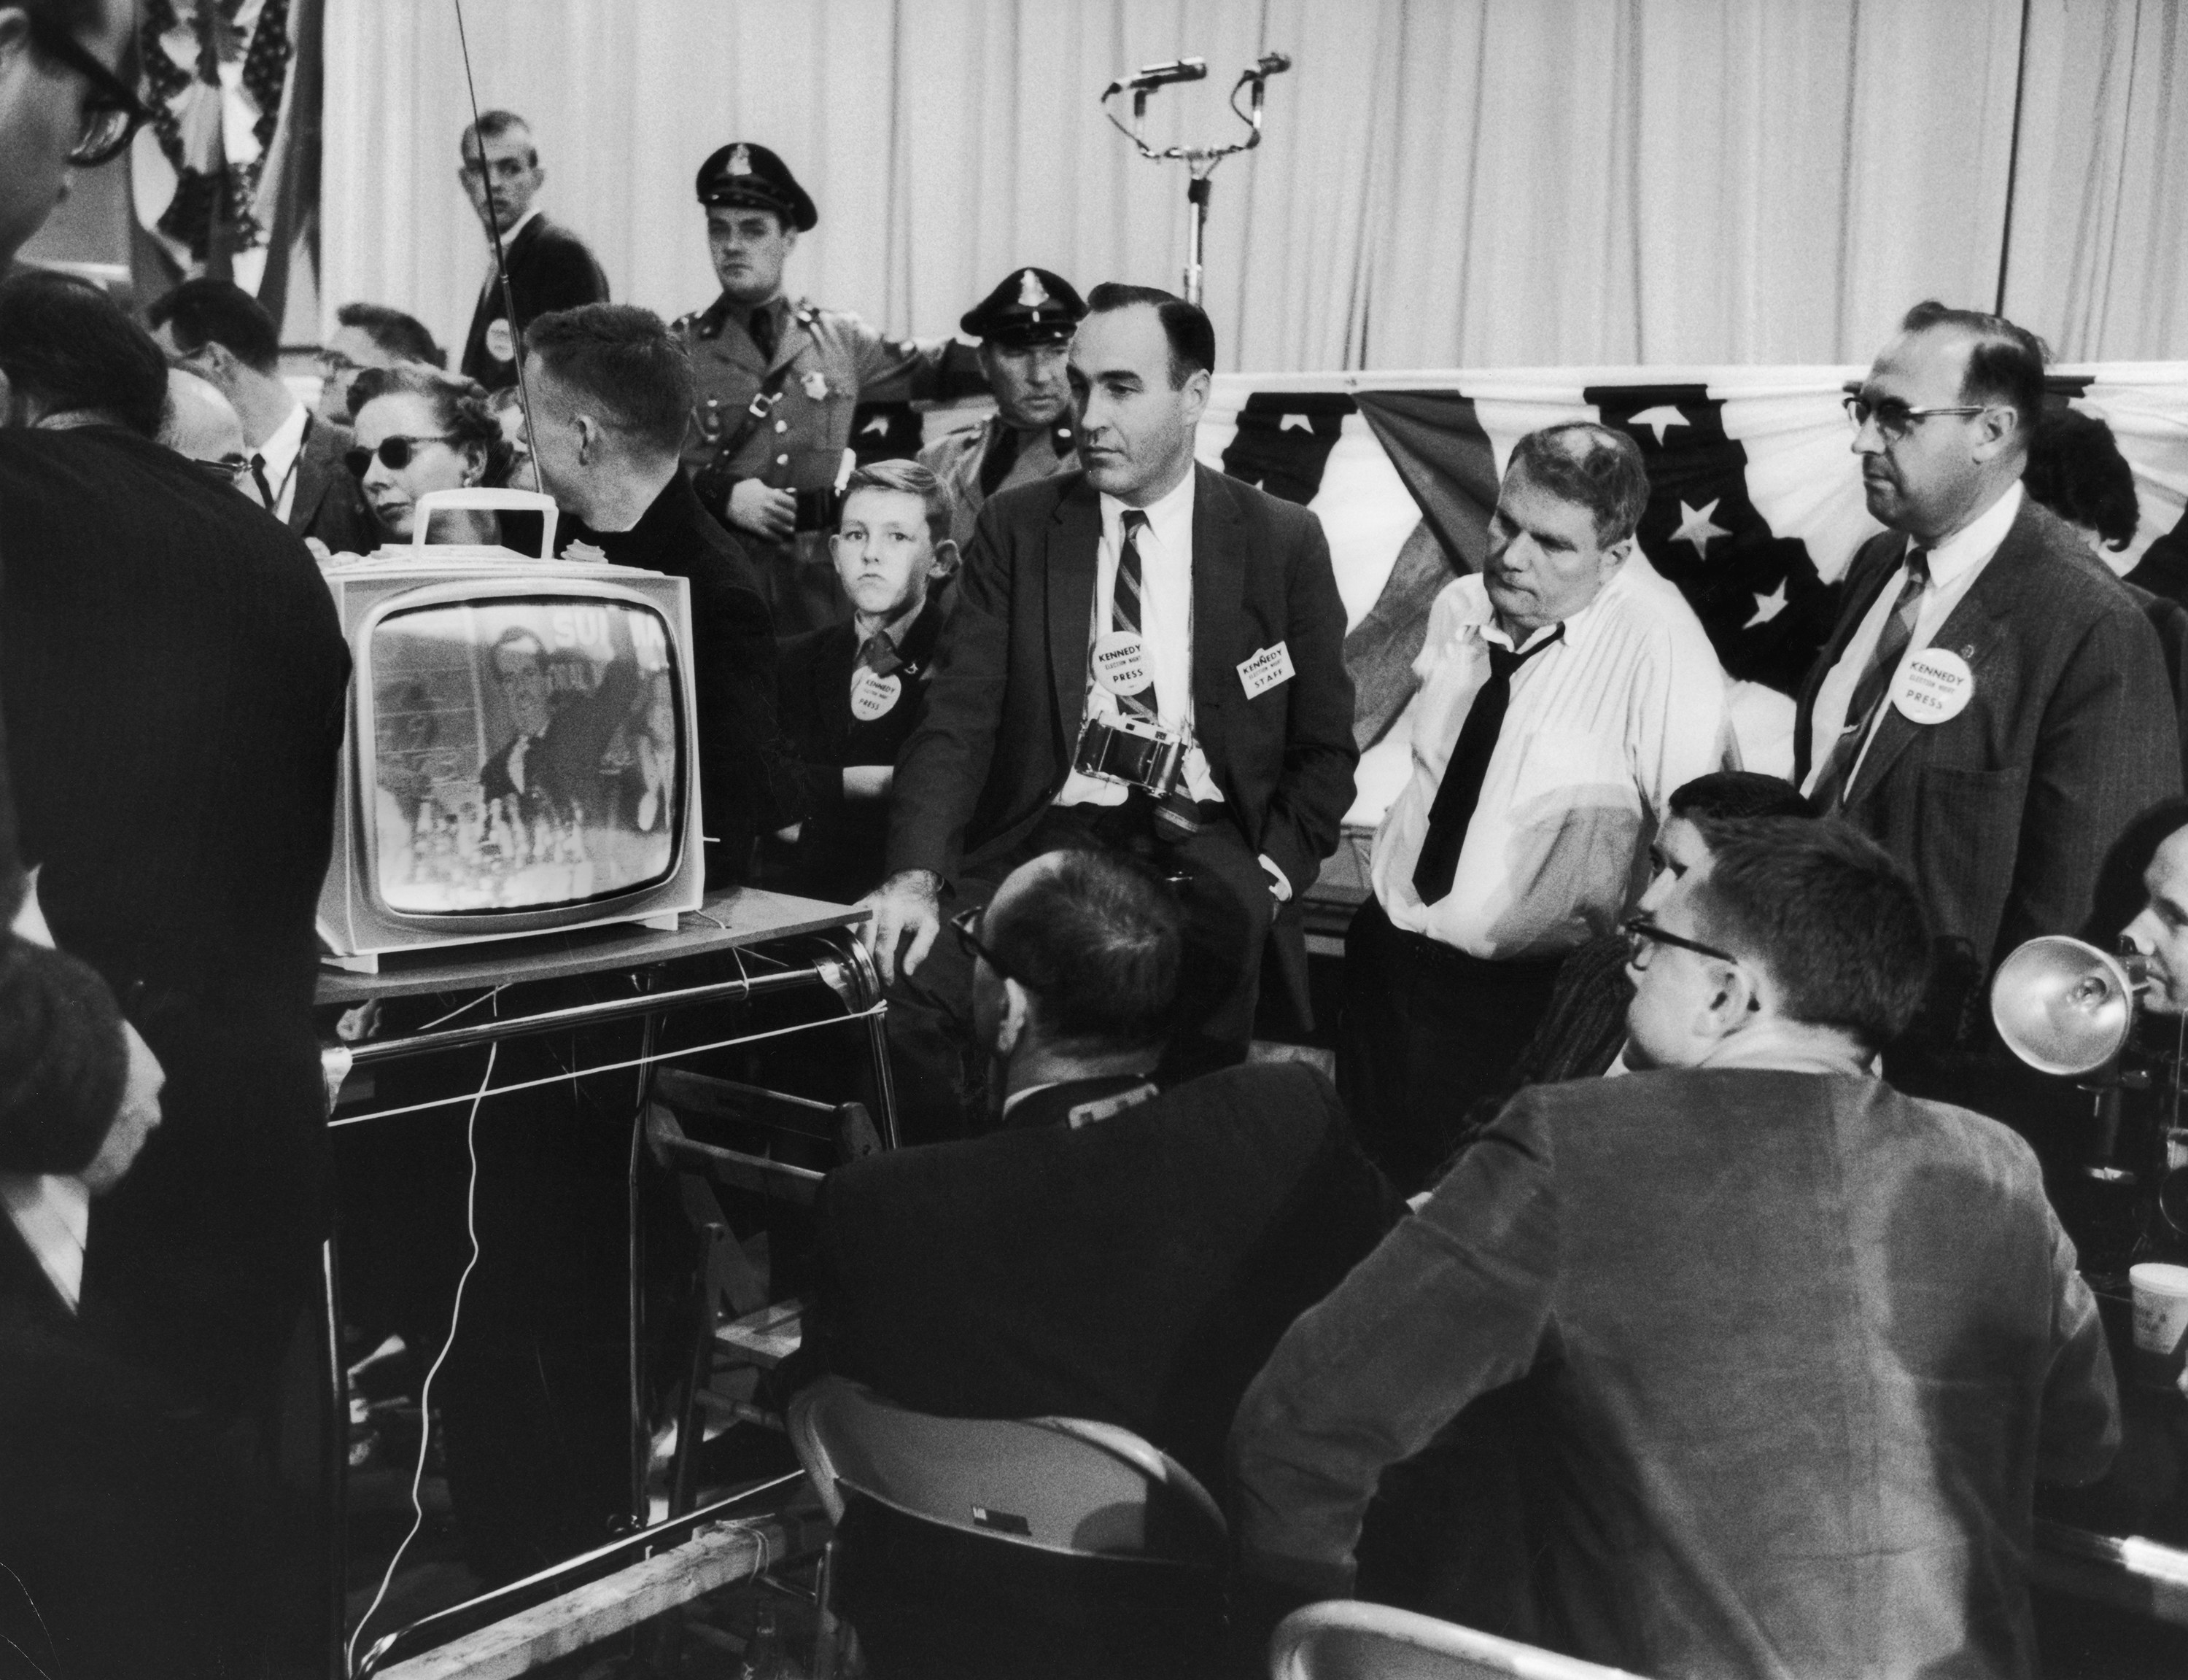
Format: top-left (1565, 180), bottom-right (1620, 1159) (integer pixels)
top-left (321, 0), bottom-right (2188, 373)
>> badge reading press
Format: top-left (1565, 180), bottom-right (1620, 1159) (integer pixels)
top-left (484, 316), bottom-right (516, 365)
top-left (1237, 642), bottom-right (1296, 699)
top-left (1091, 631), bottom-right (1152, 696)
top-left (1890, 648), bottom-right (1974, 724)
top-left (850, 669), bottom-right (902, 720)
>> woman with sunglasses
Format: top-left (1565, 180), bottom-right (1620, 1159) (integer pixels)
top-left (346, 362), bottom-right (512, 546)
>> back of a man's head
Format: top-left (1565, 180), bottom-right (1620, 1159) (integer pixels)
top-left (525, 303), bottom-right (692, 460)
top-left (988, 849), bottom-right (1182, 1051)
top-left (146, 277), bottom-right (281, 374)
top-left (336, 301), bottom-right (445, 369)
top-left (0, 270), bottom-right (167, 436)
top-left (1669, 771), bottom-right (1807, 825)
top-left (1690, 818), bottom-right (1931, 1051)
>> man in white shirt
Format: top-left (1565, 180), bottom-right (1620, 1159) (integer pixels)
top-left (147, 276), bottom-right (376, 552)
top-left (1792, 302), bottom-right (2176, 1138)
top-left (1342, 422), bottom-right (1731, 1189)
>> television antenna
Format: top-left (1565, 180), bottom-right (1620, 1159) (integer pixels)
top-left (1100, 52), bottom-right (1292, 308)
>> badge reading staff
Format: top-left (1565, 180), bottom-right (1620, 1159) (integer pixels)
top-left (1237, 641), bottom-right (1296, 699)
top-left (850, 669), bottom-right (902, 721)
top-left (1091, 631), bottom-right (1152, 696)
top-left (1891, 648), bottom-right (1974, 725)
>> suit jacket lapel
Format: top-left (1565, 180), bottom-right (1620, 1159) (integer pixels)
top-left (1048, 479), bottom-right (1101, 751)
top-left (287, 439), bottom-right (325, 536)
top-left (1844, 519), bottom-right (2029, 809)
top-left (1190, 464), bottom-right (1244, 783)
top-left (767, 303), bottom-right (810, 378)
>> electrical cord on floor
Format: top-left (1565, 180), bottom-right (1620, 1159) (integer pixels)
top-left (345, 1014), bottom-right (501, 1676)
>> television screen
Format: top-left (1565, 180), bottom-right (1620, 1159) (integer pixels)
top-left (366, 595), bottom-right (683, 914)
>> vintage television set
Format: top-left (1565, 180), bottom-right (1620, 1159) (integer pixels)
top-left (316, 491), bottom-right (705, 971)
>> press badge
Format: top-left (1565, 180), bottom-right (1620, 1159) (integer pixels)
top-left (1237, 642), bottom-right (1295, 699)
top-left (1091, 631), bottom-right (1152, 696)
top-left (1891, 648), bottom-right (1974, 724)
top-left (850, 669), bottom-right (902, 720)
top-left (484, 316), bottom-right (516, 364)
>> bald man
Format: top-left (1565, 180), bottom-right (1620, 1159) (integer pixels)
top-left (157, 368), bottom-right (247, 486)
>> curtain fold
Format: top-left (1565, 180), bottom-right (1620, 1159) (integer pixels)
top-left (319, 0), bottom-right (2179, 372)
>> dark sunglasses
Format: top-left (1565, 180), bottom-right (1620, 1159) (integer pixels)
top-left (345, 435), bottom-right (460, 478)
top-left (26, 11), bottom-right (153, 168)
top-left (1623, 915), bottom-right (1740, 968)
top-left (949, 905), bottom-right (1022, 984)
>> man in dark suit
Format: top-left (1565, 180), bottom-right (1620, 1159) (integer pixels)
top-left (523, 302), bottom-right (786, 885)
top-left (148, 276), bottom-right (378, 553)
top-left (861, 284), bottom-right (1357, 1139)
top-left (1797, 302), bottom-right (2179, 1139)
top-left (1233, 819), bottom-right (2119, 1679)
top-left (459, 109), bottom-right (610, 390)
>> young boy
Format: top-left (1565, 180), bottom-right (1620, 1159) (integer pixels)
top-left (775, 461), bottom-right (957, 901)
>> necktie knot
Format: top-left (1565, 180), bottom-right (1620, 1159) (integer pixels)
top-left (1120, 508), bottom-right (1148, 539)
top-left (1487, 623), bottom-right (1564, 682)
top-left (1904, 545), bottom-right (1931, 590)
top-left (858, 632), bottom-right (902, 677)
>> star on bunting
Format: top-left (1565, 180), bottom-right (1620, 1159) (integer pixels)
top-left (1629, 405), bottom-right (1688, 445)
top-left (862, 415), bottom-right (890, 436)
top-left (1744, 580), bottom-right (1789, 628)
top-left (1671, 497), bottom-right (1731, 559)
top-left (1279, 413), bottom-right (1313, 433)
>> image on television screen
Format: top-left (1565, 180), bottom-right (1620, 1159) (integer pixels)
top-left (367, 595), bottom-right (682, 914)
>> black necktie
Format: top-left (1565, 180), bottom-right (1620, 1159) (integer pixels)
top-left (1808, 546), bottom-right (1931, 811)
top-left (1109, 510), bottom-right (1159, 723)
top-left (249, 452), bottom-right (276, 513)
top-left (979, 424), bottom-right (1024, 497)
top-left (748, 305), bottom-right (777, 365)
top-left (1411, 624), bottom-right (1565, 906)
top-left (857, 631), bottom-right (902, 678)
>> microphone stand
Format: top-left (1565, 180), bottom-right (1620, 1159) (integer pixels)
top-left (1101, 56), bottom-right (1289, 308)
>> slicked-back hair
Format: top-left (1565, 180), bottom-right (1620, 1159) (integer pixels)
top-left (462, 108), bottom-right (535, 166)
top-left (524, 304), bottom-right (693, 459)
top-left (145, 277), bottom-right (281, 374)
top-left (1082, 281), bottom-right (1215, 388)
top-left (2025, 407), bottom-right (2141, 551)
top-left (1688, 817), bottom-right (1931, 1051)
top-left (0, 270), bottom-right (168, 438)
top-left (1508, 421), bottom-right (1650, 548)
top-left (985, 849), bottom-right (1182, 1051)
top-left (1668, 771), bottom-right (1807, 825)
top-left (842, 458), bottom-right (957, 549)
top-left (347, 362), bottom-right (513, 487)
top-left (1900, 299), bottom-right (2049, 441)
top-left (336, 302), bottom-right (445, 370)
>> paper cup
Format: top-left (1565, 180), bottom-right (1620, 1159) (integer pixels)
top-left (2130, 1263), bottom-right (2188, 1390)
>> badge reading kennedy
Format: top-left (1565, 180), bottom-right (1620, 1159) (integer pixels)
top-left (1237, 642), bottom-right (1296, 699)
top-left (1890, 648), bottom-right (1974, 724)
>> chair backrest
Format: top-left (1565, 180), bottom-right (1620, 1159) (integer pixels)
top-left (1270, 1601), bottom-right (1648, 1680)
top-left (788, 1376), bottom-right (1227, 1568)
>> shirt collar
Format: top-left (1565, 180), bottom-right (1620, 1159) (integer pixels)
top-left (0, 1173), bottom-right (89, 1310)
top-left (497, 207), bottom-right (543, 249)
top-left (255, 397), bottom-right (309, 475)
top-left (1459, 551), bottom-right (1637, 653)
top-left (862, 593), bottom-right (926, 652)
top-left (1921, 480), bottom-right (2022, 589)
top-left (1100, 464), bottom-right (1196, 553)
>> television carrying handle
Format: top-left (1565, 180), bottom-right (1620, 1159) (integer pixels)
top-left (413, 489), bottom-right (560, 561)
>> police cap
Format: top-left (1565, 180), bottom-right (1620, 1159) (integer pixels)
top-left (959, 268), bottom-right (1086, 347)
top-left (694, 142), bottom-right (818, 233)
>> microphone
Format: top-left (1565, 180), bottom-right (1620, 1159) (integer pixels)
top-left (1252, 51), bottom-right (1292, 77)
top-left (1126, 57), bottom-right (1207, 90)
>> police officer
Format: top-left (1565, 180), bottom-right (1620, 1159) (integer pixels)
top-left (918, 267), bottom-right (1085, 551)
top-left (675, 142), bottom-right (983, 633)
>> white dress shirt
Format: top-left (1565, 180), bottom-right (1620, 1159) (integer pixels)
top-left (1800, 481), bottom-right (2022, 798)
top-left (1056, 469), bottom-right (1222, 807)
top-left (252, 399), bottom-right (310, 523)
top-left (0, 1173), bottom-right (90, 1311)
top-left (1372, 551), bottom-right (1732, 960)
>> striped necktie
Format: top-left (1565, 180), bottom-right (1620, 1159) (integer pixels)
top-left (1108, 509), bottom-right (1159, 722)
top-left (1809, 546), bottom-right (1931, 812)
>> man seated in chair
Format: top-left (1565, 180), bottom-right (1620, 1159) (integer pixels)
top-left (1230, 819), bottom-right (2119, 1679)
top-left (804, 847), bottom-right (1396, 1493)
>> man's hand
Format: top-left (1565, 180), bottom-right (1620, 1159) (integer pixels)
top-left (842, 765), bottom-right (893, 801)
top-left (82, 1022), bottom-right (166, 1194)
top-left (857, 868), bottom-right (942, 985)
top-left (726, 479), bottom-right (798, 541)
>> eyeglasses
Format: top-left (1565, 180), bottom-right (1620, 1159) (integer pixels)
top-left (187, 454), bottom-right (250, 487)
top-left (1842, 394), bottom-right (1991, 445)
top-left (1623, 915), bottom-right (1740, 968)
top-left (345, 435), bottom-right (460, 478)
top-left (949, 905), bottom-right (1022, 984)
top-left (26, 10), bottom-right (153, 168)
